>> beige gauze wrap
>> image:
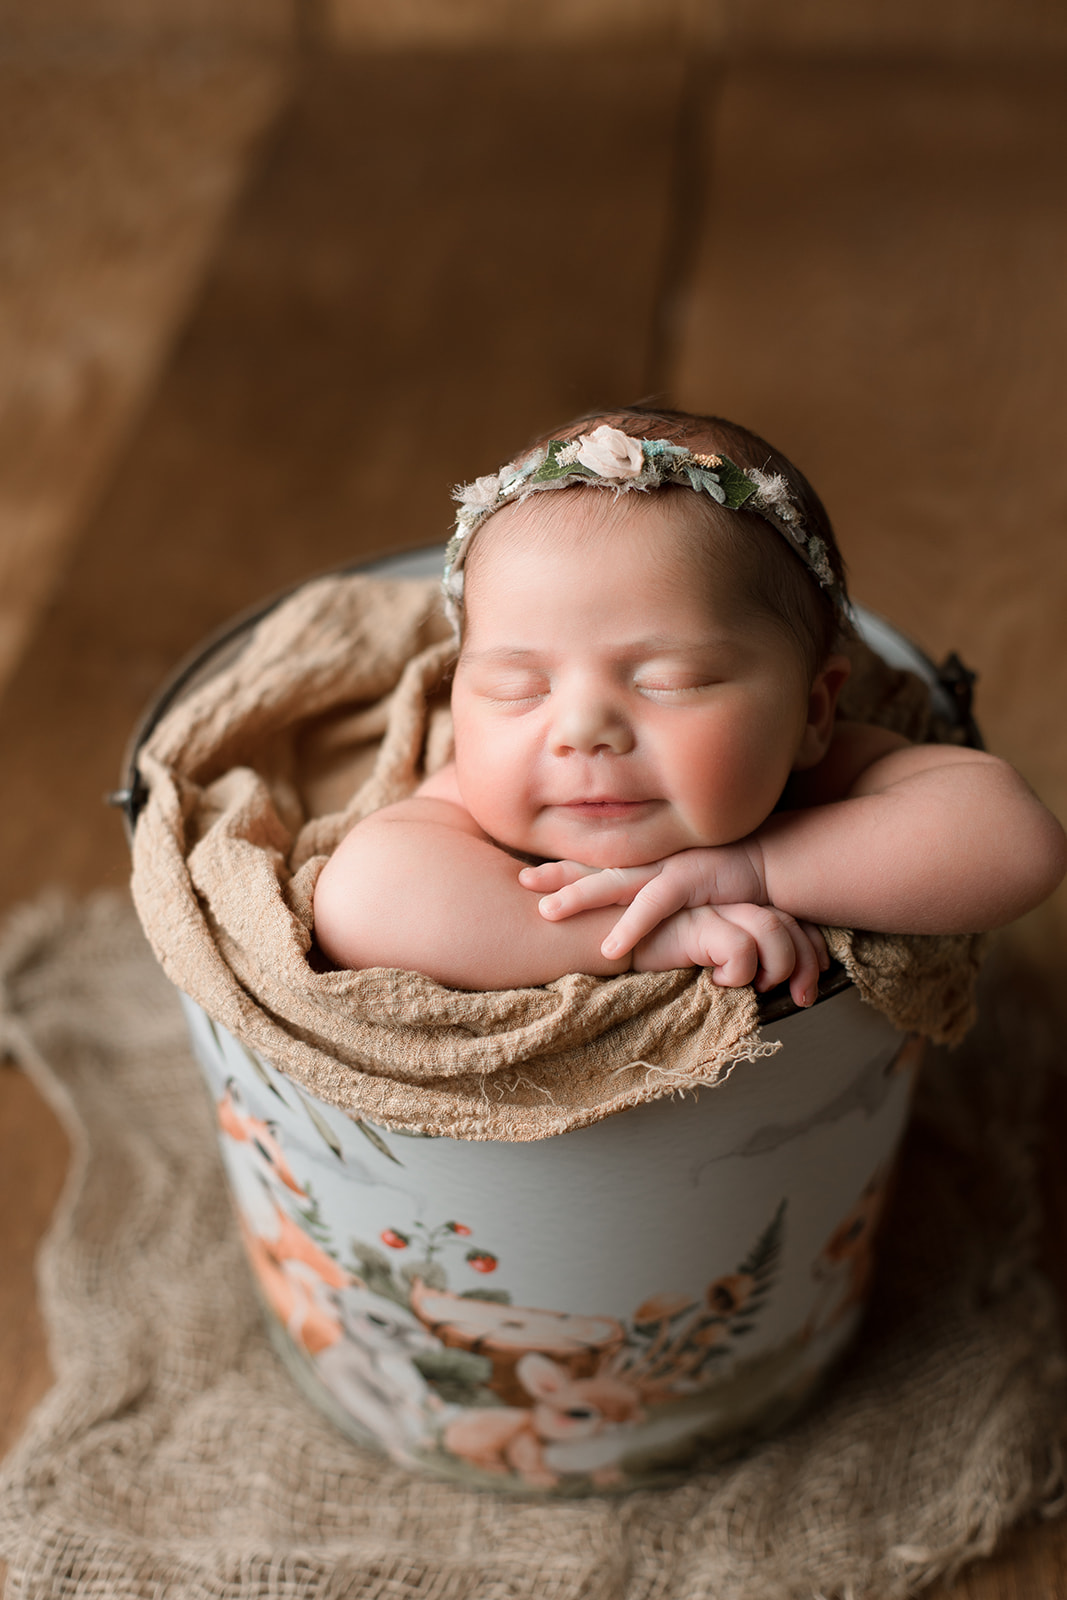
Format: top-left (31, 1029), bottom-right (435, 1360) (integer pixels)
top-left (130, 571), bottom-right (984, 1141)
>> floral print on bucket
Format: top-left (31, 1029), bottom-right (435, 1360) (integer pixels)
top-left (183, 991), bottom-right (920, 1493)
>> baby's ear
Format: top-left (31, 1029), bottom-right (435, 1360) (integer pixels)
top-left (793, 654), bottom-right (851, 771)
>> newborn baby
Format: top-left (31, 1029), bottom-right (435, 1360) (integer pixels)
top-left (314, 409), bottom-right (1066, 1003)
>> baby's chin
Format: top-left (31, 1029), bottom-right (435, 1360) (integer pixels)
top-left (476, 807), bottom-right (738, 868)
top-left (514, 830), bottom-right (703, 871)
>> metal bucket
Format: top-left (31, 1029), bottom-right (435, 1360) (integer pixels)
top-left (118, 550), bottom-right (973, 1494)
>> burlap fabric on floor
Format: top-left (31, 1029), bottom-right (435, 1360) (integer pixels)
top-left (1, 892), bottom-right (1064, 1600)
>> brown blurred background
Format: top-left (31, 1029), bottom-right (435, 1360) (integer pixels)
top-left (1, 3), bottom-right (1066, 1593)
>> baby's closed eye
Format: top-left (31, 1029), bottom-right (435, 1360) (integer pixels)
top-left (487, 677), bottom-right (550, 704)
top-left (467, 669), bottom-right (551, 703)
top-left (633, 672), bottom-right (718, 696)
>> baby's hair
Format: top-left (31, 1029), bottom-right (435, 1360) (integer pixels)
top-left (519, 406), bottom-right (849, 675)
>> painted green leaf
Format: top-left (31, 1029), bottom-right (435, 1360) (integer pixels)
top-left (298, 1184), bottom-right (338, 1258)
top-left (232, 1036), bottom-right (290, 1105)
top-left (413, 1347), bottom-right (493, 1384)
top-left (738, 1198), bottom-right (787, 1283)
top-left (351, 1118), bottom-right (405, 1167)
top-left (401, 1257), bottom-right (447, 1291)
top-left (289, 1081), bottom-right (344, 1160)
top-left (347, 1239), bottom-right (409, 1307)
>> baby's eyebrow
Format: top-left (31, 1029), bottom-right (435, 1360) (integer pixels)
top-left (459, 646), bottom-right (545, 664)
top-left (462, 638), bottom-right (722, 663)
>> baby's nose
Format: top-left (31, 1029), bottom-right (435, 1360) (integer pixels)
top-left (550, 694), bottom-right (634, 756)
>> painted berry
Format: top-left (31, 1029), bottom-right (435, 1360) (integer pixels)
top-left (445, 1221), bottom-right (472, 1236)
top-left (466, 1249), bottom-right (498, 1274)
top-left (380, 1228), bottom-right (409, 1250)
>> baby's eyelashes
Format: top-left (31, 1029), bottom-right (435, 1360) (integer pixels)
top-left (631, 663), bottom-right (722, 695)
top-left (479, 674), bottom-right (717, 703)
top-left (634, 679), bottom-right (715, 697)
top-left (469, 672), bottom-right (550, 704)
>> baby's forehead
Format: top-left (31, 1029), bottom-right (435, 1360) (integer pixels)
top-left (459, 492), bottom-right (763, 647)
top-left (464, 487), bottom-right (738, 614)
top-left (458, 487), bottom-right (817, 670)
top-left (472, 482), bottom-right (722, 560)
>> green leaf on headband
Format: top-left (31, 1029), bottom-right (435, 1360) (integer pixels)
top-left (715, 459), bottom-right (758, 509)
top-left (529, 442), bottom-right (589, 482)
top-left (530, 460), bottom-right (582, 483)
top-left (683, 465), bottom-right (726, 502)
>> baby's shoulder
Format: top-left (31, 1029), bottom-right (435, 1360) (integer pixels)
top-left (784, 720), bottom-right (912, 809)
top-left (399, 763), bottom-right (489, 839)
top-left (332, 763), bottom-right (486, 843)
top-left (416, 762), bottom-right (465, 808)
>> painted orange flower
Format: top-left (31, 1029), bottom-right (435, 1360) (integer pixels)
top-left (632, 1292), bottom-right (697, 1326)
top-left (705, 1272), bottom-right (755, 1317)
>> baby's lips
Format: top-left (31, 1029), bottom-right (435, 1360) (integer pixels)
top-left (550, 798), bottom-right (656, 817)
top-left (555, 794), bottom-right (649, 805)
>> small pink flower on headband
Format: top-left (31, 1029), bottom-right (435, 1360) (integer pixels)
top-left (572, 426), bottom-right (645, 480)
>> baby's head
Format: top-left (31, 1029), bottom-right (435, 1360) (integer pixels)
top-left (446, 408), bottom-right (852, 868)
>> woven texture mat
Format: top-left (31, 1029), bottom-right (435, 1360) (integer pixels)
top-left (1, 893), bottom-right (1065, 1600)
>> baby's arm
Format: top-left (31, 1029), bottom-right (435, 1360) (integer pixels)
top-left (314, 751), bottom-right (670, 988)
top-left (313, 785), bottom-right (630, 988)
top-left (755, 728), bottom-right (1066, 932)
top-left (526, 725), bottom-right (1067, 950)
top-left (313, 770), bottom-right (826, 993)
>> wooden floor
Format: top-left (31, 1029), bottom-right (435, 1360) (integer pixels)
top-left (2, 43), bottom-right (1067, 1598)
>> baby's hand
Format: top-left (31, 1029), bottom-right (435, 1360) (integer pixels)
top-left (631, 904), bottom-right (829, 1007)
top-left (519, 846), bottom-right (765, 959)
top-left (518, 853), bottom-right (827, 1006)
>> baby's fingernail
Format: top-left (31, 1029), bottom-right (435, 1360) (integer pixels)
top-left (539, 895), bottom-right (557, 914)
top-left (802, 987), bottom-right (815, 1007)
top-left (602, 938), bottom-right (618, 956)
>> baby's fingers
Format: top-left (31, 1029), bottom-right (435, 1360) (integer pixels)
top-left (518, 860), bottom-right (598, 894)
top-left (705, 927), bottom-right (761, 988)
top-left (782, 921), bottom-right (822, 1008)
top-left (704, 904), bottom-right (816, 1004)
top-left (798, 921), bottom-right (830, 971)
top-left (599, 879), bottom-right (691, 957)
top-left (535, 865), bottom-right (659, 924)
top-left (716, 906), bottom-right (801, 995)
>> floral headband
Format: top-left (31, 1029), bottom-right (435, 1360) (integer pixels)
top-left (443, 424), bottom-right (847, 630)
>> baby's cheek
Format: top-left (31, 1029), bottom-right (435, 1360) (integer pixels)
top-left (677, 723), bottom-right (791, 837)
top-left (454, 740), bottom-right (535, 848)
